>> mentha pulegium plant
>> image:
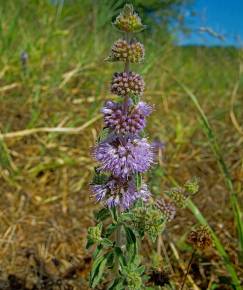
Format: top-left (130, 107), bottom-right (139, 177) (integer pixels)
top-left (87, 5), bottom-right (177, 289)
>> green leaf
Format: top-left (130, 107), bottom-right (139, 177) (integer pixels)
top-left (92, 170), bottom-right (109, 185)
top-left (131, 93), bottom-right (140, 105)
top-left (89, 252), bottom-right (105, 286)
top-left (106, 251), bottom-right (115, 268)
top-left (90, 252), bottom-right (112, 288)
top-left (90, 257), bottom-right (107, 288)
top-left (124, 226), bottom-right (138, 263)
top-left (108, 277), bottom-right (125, 290)
top-left (86, 238), bottom-right (95, 249)
top-left (97, 127), bottom-right (110, 143)
top-left (105, 223), bottom-right (118, 238)
top-left (135, 265), bottom-right (145, 275)
top-left (120, 212), bottom-right (133, 222)
top-left (93, 244), bottom-right (103, 260)
top-left (114, 246), bottom-right (127, 268)
top-left (95, 207), bottom-right (110, 221)
top-left (101, 238), bottom-right (114, 248)
top-left (109, 206), bottom-right (118, 223)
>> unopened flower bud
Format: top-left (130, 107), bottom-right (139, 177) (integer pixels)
top-left (184, 177), bottom-right (199, 195)
top-left (107, 39), bottom-right (145, 63)
top-left (131, 207), bottom-right (165, 241)
top-left (111, 71), bottom-right (145, 97)
top-left (166, 187), bottom-right (187, 208)
top-left (87, 224), bottom-right (102, 243)
top-left (126, 270), bottom-right (143, 290)
top-left (113, 4), bottom-right (145, 33)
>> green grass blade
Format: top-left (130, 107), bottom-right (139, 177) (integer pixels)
top-left (0, 138), bottom-right (16, 173)
top-left (187, 200), bottom-right (241, 289)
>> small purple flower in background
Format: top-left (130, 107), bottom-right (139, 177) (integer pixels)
top-left (20, 51), bottom-right (28, 72)
top-left (93, 137), bottom-right (154, 179)
top-left (102, 100), bottom-right (153, 134)
top-left (20, 51), bottom-right (28, 65)
top-left (111, 72), bottom-right (145, 96)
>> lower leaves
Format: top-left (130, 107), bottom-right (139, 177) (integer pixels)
top-left (87, 200), bottom-right (169, 290)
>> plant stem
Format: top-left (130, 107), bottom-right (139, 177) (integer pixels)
top-left (123, 33), bottom-right (130, 114)
top-left (180, 249), bottom-right (195, 290)
top-left (114, 224), bottom-right (122, 276)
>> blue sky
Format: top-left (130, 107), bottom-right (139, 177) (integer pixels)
top-left (177, 0), bottom-right (243, 46)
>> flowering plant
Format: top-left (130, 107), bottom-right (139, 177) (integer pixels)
top-left (86, 5), bottom-right (188, 289)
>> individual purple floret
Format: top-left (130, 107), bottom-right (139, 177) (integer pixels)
top-left (93, 136), bottom-right (154, 179)
top-left (111, 72), bottom-right (145, 96)
top-left (91, 177), bottom-right (150, 210)
top-left (101, 100), bottom-right (153, 134)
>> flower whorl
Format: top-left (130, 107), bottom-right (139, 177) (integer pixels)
top-left (155, 198), bottom-right (176, 222)
top-left (108, 39), bottom-right (145, 63)
top-left (93, 137), bottom-right (154, 179)
top-left (111, 72), bottom-right (145, 97)
top-left (102, 100), bottom-right (152, 135)
top-left (91, 177), bottom-right (150, 210)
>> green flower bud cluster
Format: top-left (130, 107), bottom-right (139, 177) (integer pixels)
top-left (107, 39), bottom-right (144, 63)
top-left (165, 177), bottom-right (200, 208)
top-left (132, 206), bottom-right (165, 242)
top-left (144, 208), bottom-right (165, 242)
top-left (87, 224), bottom-right (102, 243)
top-left (113, 4), bottom-right (145, 33)
top-left (166, 187), bottom-right (187, 208)
top-left (87, 223), bottom-right (113, 249)
top-left (121, 261), bottom-right (144, 290)
top-left (184, 177), bottom-right (200, 195)
top-left (126, 270), bottom-right (143, 290)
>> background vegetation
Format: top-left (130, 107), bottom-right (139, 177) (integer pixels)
top-left (0, 0), bottom-right (242, 289)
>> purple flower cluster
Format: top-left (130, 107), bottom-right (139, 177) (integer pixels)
top-left (102, 100), bottom-right (152, 134)
top-left (155, 198), bottom-right (176, 222)
top-left (91, 9), bottom-right (154, 210)
top-left (92, 177), bottom-right (150, 210)
top-left (111, 72), bottom-right (144, 97)
top-left (94, 137), bottom-right (153, 179)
